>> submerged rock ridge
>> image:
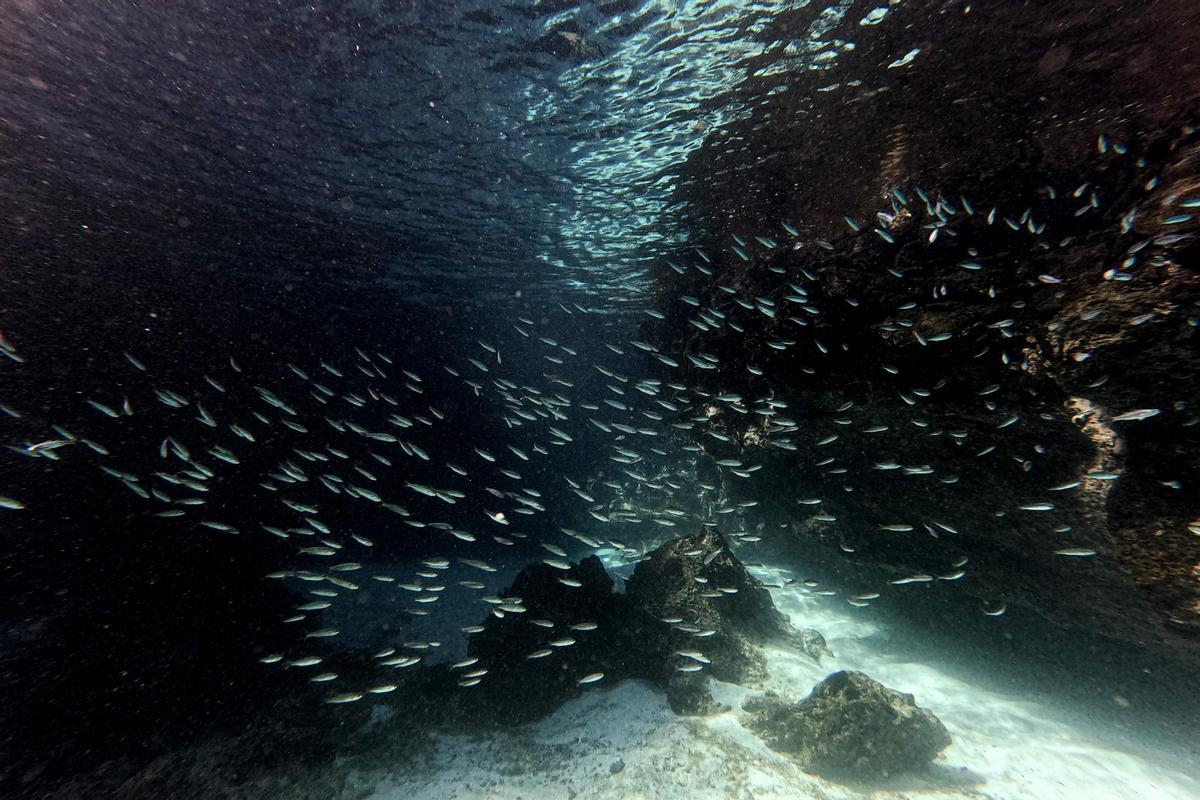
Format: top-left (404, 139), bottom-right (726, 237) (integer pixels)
top-left (450, 529), bottom-right (827, 723)
top-left (743, 670), bottom-right (952, 781)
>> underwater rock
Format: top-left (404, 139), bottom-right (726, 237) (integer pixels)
top-left (658, 0), bottom-right (1200, 661)
top-left (665, 669), bottom-right (717, 716)
top-left (626, 527), bottom-right (832, 672)
top-left (457, 530), bottom-right (827, 723)
top-left (37, 693), bottom-right (390, 800)
top-left (456, 555), bottom-right (636, 724)
top-left (743, 671), bottom-right (951, 781)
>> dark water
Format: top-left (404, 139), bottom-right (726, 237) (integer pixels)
top-left (2, 1), bottom-right (1199, 798)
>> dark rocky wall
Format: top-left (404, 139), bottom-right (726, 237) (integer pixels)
top-left (658, 0), bottom-right (1200, 658)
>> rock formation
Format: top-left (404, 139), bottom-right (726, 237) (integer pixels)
top-left (451, 529), bottom-right (828, 723)
top-left (743, 671), bottom-right (952, 781)
top-left (656, 0), bottom-right (1200, 660)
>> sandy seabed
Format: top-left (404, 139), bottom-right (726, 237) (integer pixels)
top-left (362, 564), bottom-right (1200, 800)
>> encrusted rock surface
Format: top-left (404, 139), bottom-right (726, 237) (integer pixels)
top-left (454, 529), bottom-right (827, 723)
top-left (657, 0), bottom-right (1200, 659)
top-left (744, 671), bottom-right (952, 781)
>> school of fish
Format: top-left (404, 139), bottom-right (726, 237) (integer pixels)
top-left (1, 131), bottom-right (1196, 706)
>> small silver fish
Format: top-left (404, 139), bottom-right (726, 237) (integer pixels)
top-left (1111, 408), bottom-right (1160, 422)
top-left (287, 656), bottom-right (322, 667)
top-left (324, 692), bottom-right (363, 704)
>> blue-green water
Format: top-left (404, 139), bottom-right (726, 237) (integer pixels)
top-left (1, 1), bottom-right (1199, 798)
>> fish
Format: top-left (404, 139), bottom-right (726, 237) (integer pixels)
top-left (890, 575), bottom-right (933, 585)
top-left (368, 684), bottom-right (398, 694)
top-left (1111, 408), bottom-right (1160, 422)
top-left (86, 400), bottom-right (120, 418)
top-left (324, 692), bottom-right (364, 704)
top-left (297, 601), bottom-right (331, 611)
top-left (287, 656), bottom-right (323, 668)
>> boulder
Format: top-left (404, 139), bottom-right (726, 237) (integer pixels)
top-left (455, 530), bottom-right (828, 723)
top-left (626, 527), bottom-right (831, 667)
top-left (744, 671), bottom-right (951, 781)
top-left (665, 669), bottom-right (718, 716)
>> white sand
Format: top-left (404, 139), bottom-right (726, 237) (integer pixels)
top-left (361, 563), bottom-right (1200, 800)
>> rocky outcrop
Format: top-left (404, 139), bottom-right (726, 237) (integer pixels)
top-left (657, 0), bottom-right (1200, 660)
top-left (743, 671), bottom-right (952, 781)
top-left (449, 529), bottom-right (827, 723)
top-left (626, 528), bottom-right (832, 662)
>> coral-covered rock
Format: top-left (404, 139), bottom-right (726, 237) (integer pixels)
top-left (744, 671), bottom-right (952, 780)
top-left (627, 528), bottom-right (829, 655)
top-left (665, 669), bottom-right (717, 716)
top-left (656, 0), bottom-right (1200, 658)
top-left (456, 531), bottom-right (828, 723)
